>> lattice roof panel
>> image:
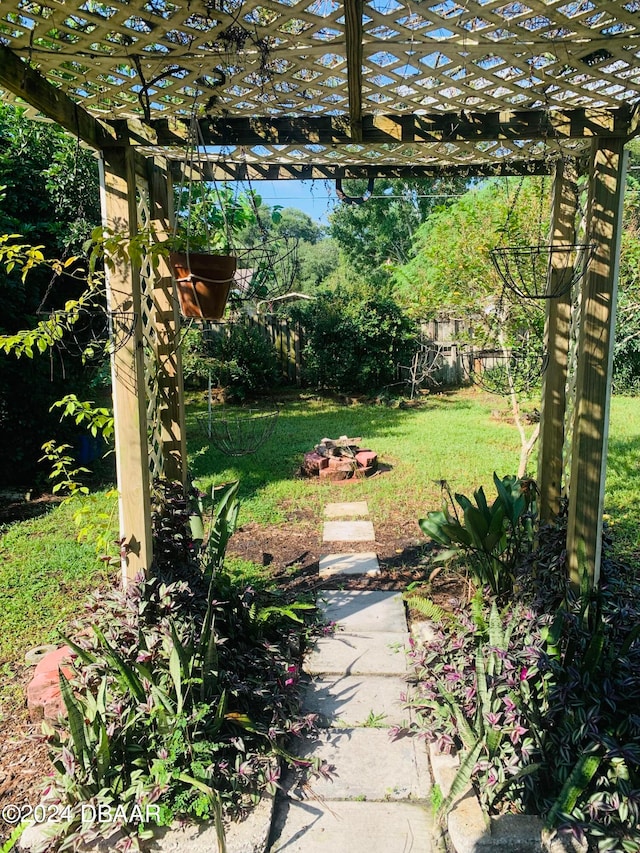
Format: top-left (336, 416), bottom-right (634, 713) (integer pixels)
top-left (0, 0), bottom-right (638, 169)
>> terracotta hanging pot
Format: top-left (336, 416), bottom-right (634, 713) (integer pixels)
top-left (170, 252), bottom-right (237, 320)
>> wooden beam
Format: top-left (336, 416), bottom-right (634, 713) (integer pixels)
top-left (566, 139), bottom-right (627, 593)
top-left (537, 159), bottom-right (579, 522)
top-left (344, 0), bottom-right (363, 143)
top-left (167, 159), bottom-right (554, 183)
top-left (150, 108), bottom-right (633, 148)
top-left (0, 45), bottom-right (116, 150)
top-left (148, 157), bottom-right (188, 488)
top-left (99, 146), bottom-right (154, 585)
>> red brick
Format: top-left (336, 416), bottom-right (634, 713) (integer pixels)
top-left (319, 467), bottom-right (350, 481)
top-left (328, 457), bottom-right (356, 471)
top-left (302, 451), bottom-right (329, 476)
top-left (355, 451), bottom-right (378, 471)
top-left (26, 646), bottom-right (75, 722)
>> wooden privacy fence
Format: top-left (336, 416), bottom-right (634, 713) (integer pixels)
top-left (204, 312), bottom-right (468, 393)
top-left (396, 316), bottom-right (468, 394)
top-left (205, 314), bottom-right (304, 384)
top-left (248, 314), bottom-right (302, 384)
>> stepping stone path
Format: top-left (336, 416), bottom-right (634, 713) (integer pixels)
top-left (268, 503), bottom-right (434, 852)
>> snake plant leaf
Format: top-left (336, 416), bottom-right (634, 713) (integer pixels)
top-left (175, 775), bottom-right (226, 853)
top-left (619, 623), bottom-right (640, 658)
top-left (545, 752), bottom-right (601, 828)
top-left (436, 740), bottom-right (483, 826)
top-left (60, 633), bottom-right (96, 666)
top-left (58, 669), bottom-right (89, 773)
top-left (493, 763), bottom-right (542, 802)
top-left (474, 486), bottom-right (490, 517)
top-left (92, 626), bottom-right (146, 704)
top-left (437, 682), bottom-right (477, 751)
top-left (169, 645), bottom-right (183, 716)
top-left (454, 492), bottom-right (474, 514)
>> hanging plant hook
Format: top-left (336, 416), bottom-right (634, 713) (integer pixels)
top-left (336, 177), bottom-right (375, 205)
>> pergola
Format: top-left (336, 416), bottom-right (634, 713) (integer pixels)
top-left (0, 0), bottom-right (636, 590)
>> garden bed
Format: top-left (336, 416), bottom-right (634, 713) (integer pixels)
top-left (405, 477), bottom-right (640, 853)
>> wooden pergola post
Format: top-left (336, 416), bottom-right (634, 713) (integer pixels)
top-left (566, 139), bottom-right (627, 593)
top-left (537, 159), bottom-right (579, 522)
top-left (149, 157), bottom-right (188, 487)
top-left (99, 146), bottom-right (153, 584)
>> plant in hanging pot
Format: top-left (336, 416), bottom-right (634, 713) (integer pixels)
top-left (169, 185), bottom-right (257, 321)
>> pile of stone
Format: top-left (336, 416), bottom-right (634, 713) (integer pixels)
top-left (301, 435), bottom-right (378, 482)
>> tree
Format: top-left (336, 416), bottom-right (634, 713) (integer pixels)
top-left (394, 177), bottom-right (552, 476)
top-left (0, 106), bottom-right (101, 486)
top-left (296, 238), bottom-right (340, 293)
top-left (273, 207), bottom-right (323, 244)
top-left (292, 288), bottom-right (414, 393)
top-left (328, 176), bottom-right (466, 273)
top-left (613, 139), bottom-right (640, 393)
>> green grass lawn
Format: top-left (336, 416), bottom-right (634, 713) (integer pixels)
top-left (187, 389), bottom-right (525, 527)
top-left (1, 389), bottom-right (639, 718)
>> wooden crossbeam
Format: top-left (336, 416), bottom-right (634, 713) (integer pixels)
top-left (167, 159), bottom-right (555, 183)
top-left (150, 108), bottom-right (633, 148)
top-left (0, 45), bottom-right (116, 150)
top-left (344, 0), bottom-right (363, 143)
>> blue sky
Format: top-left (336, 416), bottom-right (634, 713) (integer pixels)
top-left (249, 179), bottom-right (340, 224)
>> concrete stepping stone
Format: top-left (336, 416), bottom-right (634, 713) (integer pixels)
top-left (324, 501), bottom-right (369, 518)
top-left (319, 591), bottom-right (407, 633)
top-left (319, 552), bottom-right (379, 579)
top-left (285, 728), bottom-right (430, 801)
top-left (269, 800), bottom-right (434, 853)
top-left (322, 520), bottom-right (375, 542)
top-left (303, 675), bottom-right (408, 727)
top-left (305, 632), bottom-right (409, 676)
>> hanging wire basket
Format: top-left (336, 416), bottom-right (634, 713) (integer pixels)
top-left (43, 307), bottom-right (137, 363)
top-left (236, 236), bottom-right (300, 301)
top-left (465, 347), bottom-right (547, 396)
top-left (198, 407), bottom-right (280, 456)
top-left (490, 243), bottom-right (593, 300)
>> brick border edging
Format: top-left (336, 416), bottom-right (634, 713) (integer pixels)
top-left (428, 744), bottom-right (588, 853)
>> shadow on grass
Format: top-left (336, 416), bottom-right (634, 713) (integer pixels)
top-left (187, 394), bottom-right (476, 502)
top-left (606, 434), bottom-right (640, 566)
top-left (607, 434), bottom-right (640, 481)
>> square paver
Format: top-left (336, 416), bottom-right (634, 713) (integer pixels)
top-left (319, 553), bottom-right (379, 579)
top-left (284, 728), bottom-right (430, 801)
top-left (305, 632), bottom-right (409, 676)
top-left (324, 501), bottom-right (369, 518)
top-left (319, 591), bottom-right (407, 633)
top-left (303, 675), bottom-right (408, 727)
top-left (269, 800), bottom-right (434, 853)
top-left (322, 520), bottom-right (375, 542)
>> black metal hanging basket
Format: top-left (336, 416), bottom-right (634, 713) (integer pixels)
top-left (48, 307), bottom-right (137, 362)
top-left (465, 347), bottom-right (547, 396)
top-left (490, 243), bottom-right (593, 300)
top-left (235, 236), bottom-right (300, 301)
top-left (198, 407), bottom-right (280, 457)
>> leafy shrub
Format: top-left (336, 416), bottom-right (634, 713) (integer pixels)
top-left (408, 523), bottom-right (640, 852)
top-left (42, 481), bottom-right (318, 851)
top-left (419, 474), bottom-right (537, 600)
top-left (294, 289), bottom-right (414, 393)
top-left (181, 324), bottom-right (280, 399)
